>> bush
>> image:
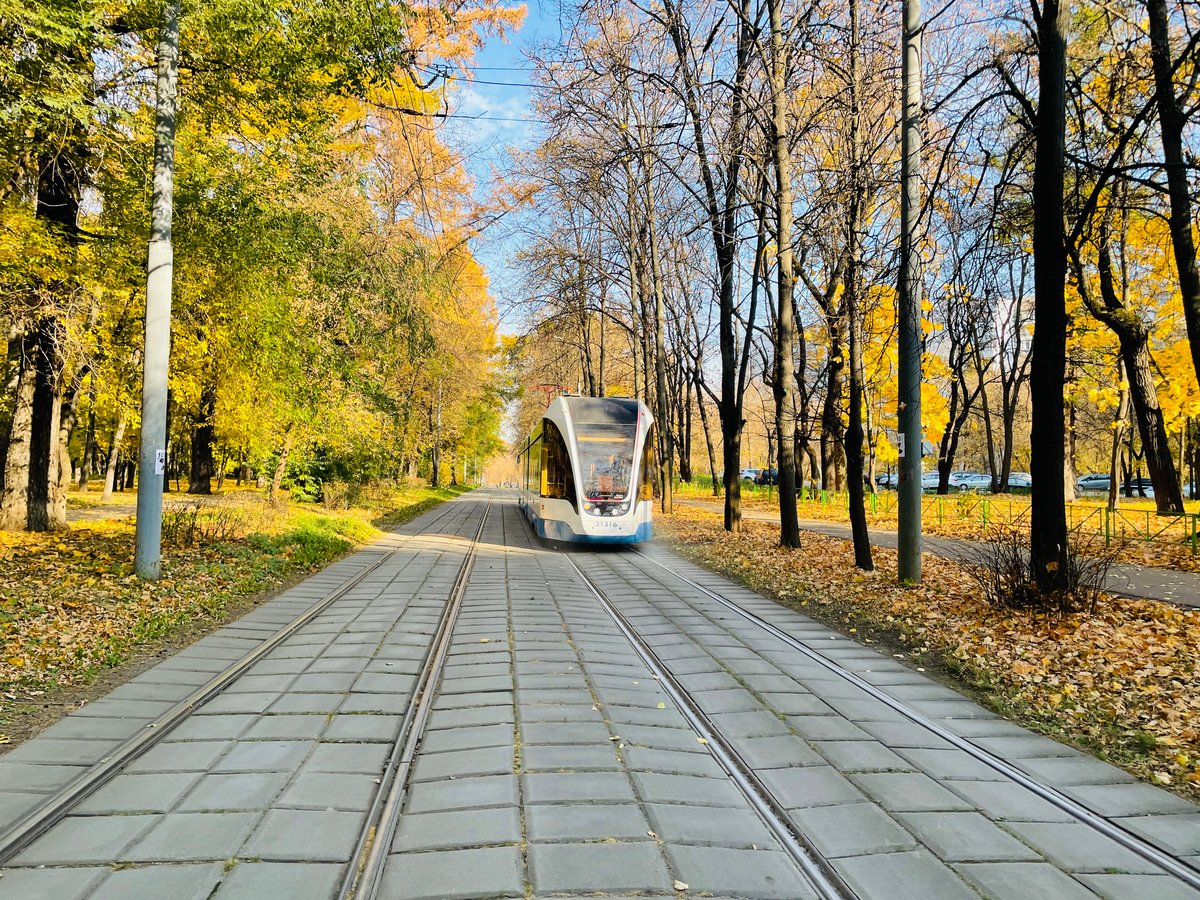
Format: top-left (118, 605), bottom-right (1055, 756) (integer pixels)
top-left (969, 527), bottom-right (1117, 615)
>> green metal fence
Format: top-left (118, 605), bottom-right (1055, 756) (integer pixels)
top-left (674, 477), bottom-right (1200, 554)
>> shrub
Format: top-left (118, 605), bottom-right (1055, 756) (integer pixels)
top-left (969, 527), bottom-right (1117, 615)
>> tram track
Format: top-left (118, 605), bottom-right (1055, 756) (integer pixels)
top-left (563, 553), bottom-right (859, 900)
top-left (619, 544), bottom-right (1200, 894)
top-left (339, 494), bottom-right (492, 900)
top-left (0, 494), bottom-right (481, 867)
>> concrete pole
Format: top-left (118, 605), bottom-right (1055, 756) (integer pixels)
top-left (135, 0), bottom-right (181, 579)
top-left (897, 0), bottom-right (924, 583)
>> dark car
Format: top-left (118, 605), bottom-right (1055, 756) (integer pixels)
top-left (754, 468), bottom-right (779, 486)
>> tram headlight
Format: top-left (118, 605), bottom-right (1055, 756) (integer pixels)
top-left (583, 502), bottom-right (592, 511)
top-left (617, 503), bottom-right (629, 514)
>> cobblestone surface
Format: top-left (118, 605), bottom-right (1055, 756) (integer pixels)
top-left (1, 492), bottom-right (1198, 899)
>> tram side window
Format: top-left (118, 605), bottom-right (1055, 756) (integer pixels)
top-left (526, 436), bottom-right (542, 493)
top-left (639, 426), bottom-right (659, 500)
top-left (540, 420), bottom-right (576, 507)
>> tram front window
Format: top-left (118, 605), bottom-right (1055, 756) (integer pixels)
top-left (576, 424), bottom-right (636, 514)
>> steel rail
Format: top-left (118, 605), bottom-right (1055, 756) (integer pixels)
top-left (0, 496), bottom-right (474, 865)
top-left (630, 546), bottom-right (1200, 893)
top-left (341, 495), bottom-right (492, 900)
top-left (563, 554), bottom-right (858, 900)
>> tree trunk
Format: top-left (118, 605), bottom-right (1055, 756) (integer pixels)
top-left (0, 345), bottom-right (37, 530)
top-left (1029, 0), bottom-right (1072, 593)
top-left (1108, 362), bottom-right (1129, 509)
top-left (78, 408), bottom-right (96, 490)
top-left (52, 366), bottom-right (86, 527)
top-left (101, 415), bottom-right (128, 501)
top-left (842, 0), bottom-right (871, 569)
top-left (188, 383), bottom-right (216, 494)
top-left (1145, 0), bottom-right (1200, 391)
top-left (768, 0), bottom-right (799, 548)
top-left (269, 429), bottom-right (294, 503)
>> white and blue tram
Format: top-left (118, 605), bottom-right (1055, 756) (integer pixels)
top-left (516, 396), bottom-right (655, 544)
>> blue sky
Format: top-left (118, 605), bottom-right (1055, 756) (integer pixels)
top-left (439, 1), bottom-right (563, 334)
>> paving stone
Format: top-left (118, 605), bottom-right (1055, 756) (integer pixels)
top-left (1074, 873), bottom-right (1200, 900)
top-left (213, 740), bottom-right (312, 773)
top-left (944, 779), bottom-right (1076, 822)
top-left (405, 774), bottom-right (519, 813)
top-left (243, 808), bottom-right (364, 861)
top-left (524, 771), bottom-right (637, 804)
top-left (729, 735), bottom-right (821, 770)
top-left (1116, 814), bottom-right (1200, 856)
top-left (0, 762), bottom-right (85, 792)
top-left (213, 861), bottom-right (343, 899)
top-left (644, 803), bottom-right (777, 849)
top-left (523, 804), bottom-right (649, 843)
top-left (243, 715), bottom-right (328, 741)
top-left (836, 848), bottom-right (980, 899)
top-left (706, 710), bottom-right (790, 738)
top-left (954, 862), bottom-right (1099, 899)
top-left (277, 771), bottom-right (376, 811)
top-left (265, 695), bottom-right (344, 717)
top-left (761, 765), bottom-right (862, 809)
top-left (789, 802), bottom-right (916, 859)
top-left (322, 714), bottom-right (400, 742)
top-left (897, 812), bottom-right (1042, 862)
top-left (0, 865), bottom-right (107, 899)
top-left (611, 724), bottom-right (709, 753)
top-left (529, 841), bottom-right (670, 894)
top-left (665, 845), bottom-right (815, 899)
top-left (621, 745), bottom-right (724, 777)
top-left (170, 714), bottom-right (256, 740)
top-left (630, 771), bottom-right (744, 807)
top-left (75, 771), bottom-right (201, 814)
top-left (380, 845), bottom-right (524, 899)
top-left (178, 772), bottom-right (288, 811)
top-left (850, 772), bottom-right (974, 813)
top-left (1062, 782), bottom-right (1199, 817)
top-left (522, 703), bottom-right (607, 724)
top-left (338, 692), bottom-right (413, 715)
top-left (411, 745), bottom-right (513, 781)
top-left (420, 723), bottom-right (514, 753)
top-left (1006, 821), bottom-right (1161, 874)
top-left (14, 814), bottom-right (159, 865)
top-left (894, 747), bottom-right (1006, 782)
top-left (305, 743), bottom-right (388, 773)
top-left (786, 715), bottom-right (872, 741)
top-left (394, 806), bottom-right (522, 851)
top-left (0, 792), bottom-right (42, 823)
top-left (522, 742), bottom-right (621, 771)
top-left (35, 716), bottom-right (143, 742)
top-left (426, 705), bottom-right (515, 729)
top-left (123, 811), bottom-right (259, 861)
top-left (758, 692), bottom-right (838, 717)
top-left (1014, 755), bottom-right (1138, 786)
top-left (0, 738), bottom-right (120, 766)
top-left (90, 863), bottom-right (224, 900)
top-left (814, 740), bottom-right (916, 773)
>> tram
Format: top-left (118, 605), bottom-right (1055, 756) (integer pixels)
top-left (516, 396), bottom-right (655, 543)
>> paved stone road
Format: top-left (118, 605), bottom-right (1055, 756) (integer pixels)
top-left (1, 491), bottom-right (1198, 899)
top-left (681, 499), bottom-right (1200, 610)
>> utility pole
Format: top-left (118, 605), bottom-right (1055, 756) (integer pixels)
top-left (134, 0), bottom-right (181, 579)
top-left (897, 0), bottom-right (924, 583)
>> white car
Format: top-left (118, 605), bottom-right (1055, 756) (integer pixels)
top-left (740, 468), bottom-right (759, 481)
top-left (1006, 472), bottom-right (1032, 488)
top-left (921, 471), bottom-right (941, 490)
top-left (947, 471), bottom-right (981, 488)
top-left (958, 473), bottom-right (995, 491)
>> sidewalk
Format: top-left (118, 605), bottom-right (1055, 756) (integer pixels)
top-left (681, 499), bottom-right (1200, 609)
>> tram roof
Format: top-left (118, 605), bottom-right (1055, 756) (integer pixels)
top-left (562, 396), bottom-right (641, 426)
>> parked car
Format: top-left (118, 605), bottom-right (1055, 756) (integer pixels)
top-left (740, 468), bottom-right (759, 482)
top-left (875, 472), bottom-right (898, 489)
top-left (920, 471), bottom-right (941, 491)
top-left (1125, 478), bottom-right (1155, 499)
top-left (947, 471), bottom-right (982, 489)
top-left (1006, 472), bottom-right (1032, 488)
top-left (754, 468), bottom-right (779, 486)
top-left (957, 473), bottom-right (995, 491)
top-left (1076, 473), bottom-right (1111, 492)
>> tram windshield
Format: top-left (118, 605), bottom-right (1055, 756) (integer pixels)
top-left (576, 423), bottom-right (637, 500)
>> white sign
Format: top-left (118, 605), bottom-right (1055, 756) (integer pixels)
top-left (155, 449), bottom-right (166, 476)
top-left (898, 434), bottom-right (906, 459)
